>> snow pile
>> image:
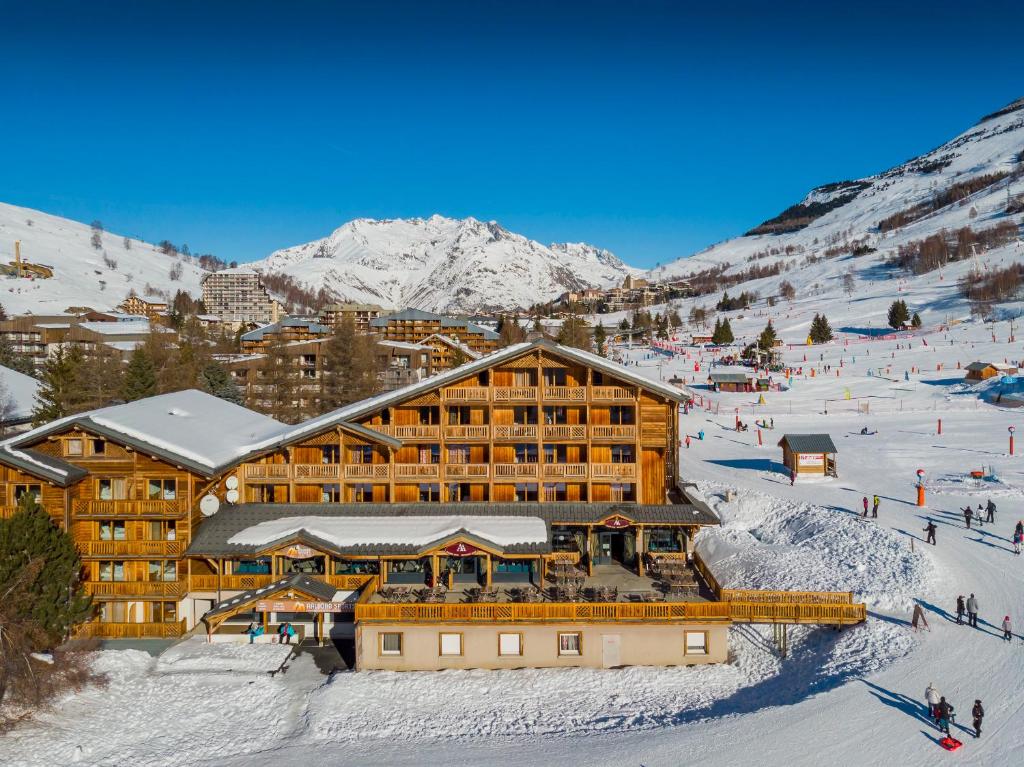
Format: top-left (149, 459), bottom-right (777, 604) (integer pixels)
top-left (0, 363), bottom-right (41, 422)
top-left (228, 515), bottom-right (548, 548)
top-left (695, 488), bottom-right (934, 612)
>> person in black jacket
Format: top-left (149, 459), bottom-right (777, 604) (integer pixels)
top-left (956, 595), bottom-right (965, 625)
top-left (923, 519), bottom-right (937, 545)
top-left (972, 700), bottom-right (984, 738)
top-left (985, 499), bottom-right (996, 523)
top-left (936, 697), bottom-right (954, 735)
top-left (962, 506), bottom-right (973, 529)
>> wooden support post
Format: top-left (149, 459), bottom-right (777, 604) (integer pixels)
top-left (636, 526), bottom-right (644, 577)
top-left (484, 554), bottom-right (491, 588)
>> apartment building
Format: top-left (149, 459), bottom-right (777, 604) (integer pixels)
top-left (201, 272), bottom-right (285, 327)
top-left (369, 309), bottom-right (499, 356)
top-left (318, 303), bottom-right (385, 333)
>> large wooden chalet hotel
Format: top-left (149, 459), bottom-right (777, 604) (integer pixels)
top-left (0, 340), bottom-right (863, 670)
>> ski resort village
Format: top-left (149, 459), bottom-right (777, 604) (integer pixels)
top-left (3, 4), bottom-right (1024, 762)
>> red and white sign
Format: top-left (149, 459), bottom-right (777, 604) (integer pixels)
top-left (443, 541), bottom-right (481, 557)
top-left (603, 515), bottom-right (631, 529)
top-left (797, 453), bottom-right (825, 467)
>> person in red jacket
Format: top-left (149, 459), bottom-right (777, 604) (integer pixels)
top-left (862, 496), bottom-right (869, 517)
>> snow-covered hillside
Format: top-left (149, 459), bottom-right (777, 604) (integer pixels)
top-left (650, 98), bottom-right (1024, 325)
top-left (0, 202), bottom-right (207, 315)
top-left (244, 215), bottom-right (638, 314)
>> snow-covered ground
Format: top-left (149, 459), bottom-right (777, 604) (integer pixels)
top-left (6, 316), bottom-right (1024, 766)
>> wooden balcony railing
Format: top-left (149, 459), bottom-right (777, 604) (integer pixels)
top-left (444, 425), bottom-right (490, 440)
top-left (83, 580), bottom-right (187, 597)
top-left (243, 464), bottom-right (291, 480)
top-left (395, 464), bottom-right (441, 479)
top-left (355, 600), bottom-right (866, 625)
top-left (443, 386), bottom-right (489, 402)
top-left (189, 574), bottom-right (274, 591)
top-left (591, 386), bottom-right (635, 402)
top-left (369, 424), bottom-right (440, 440)
top-left (75, 618), bottom-right (187, 640)
top-left (541, 463), bottom-right (588, 478)
top-left (493, 386), bottom-right (538, 401)
top-left (78, 540), bottom-right (185, 557)
top-left (0, 505), bottom-right (18, 519)
top-left (591, 463), bottom-right (637, 480)
top-left (343, 464), bottom-right (392, 479)
top-left (542, 424), bottom-right (587, 440)
top-left (590, 424), bottom-right (637, 440)
top-left (493, 424), bottom-right (538, 440)
top-left (72, 499), bottom-right (190, 517)
top-left (493, 463), bottom-right (539, 479)
top-left (293, 464), bottom-right (341, 480)
top-left (543, 386), bottom-right (587, 401)
top-left (325, 574), bottom-right (376, 590)
top-left (444, 464), bottom-right (490, 479)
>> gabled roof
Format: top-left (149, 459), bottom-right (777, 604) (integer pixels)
top-left (421, 333), bottom-right (482, 360)
top-left (254, 339), bottom-right (689, 447)
top-left (1, 390), bottom-right (291, 479)
top-left (0, 446), bottom-right (88, 486)
top-left (778, 433), bottom-right (838, 453)
top-left (202, 573), bottom-right (341, 621)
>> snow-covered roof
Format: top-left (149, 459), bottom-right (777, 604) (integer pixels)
top-left (378, 340), bottom-right (431, 351)
top-left (104, 341), bottom-right (143, 352)
top-left (370, 308), bottom-right (500, 340)
top-left (421, 333), bottom-right (482, 360)
top-left (2, 390), bottom-right (290, 478)
top-left (0, 364), bottom-right (41, 424)
top-left (241, 317), bottom-right (332, 342)
top-left (77, 320), bottom-right (153, 336)
top-left (227, 515), bottom-right (548, 549)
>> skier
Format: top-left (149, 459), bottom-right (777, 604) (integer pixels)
top-left (936, 697), bottom-right (954, 735)
top-left (862, 496), bottom-right (869, 517)
top-left (1014, 529), bottom-right (1022, 556)
top-left (923, 519), bottom-right (937, 545)
top-left (1002, 615), bottom-right (1013, 642)
top-left (872, 494), bottom-right (880, 518)
top-left (966, 593), bottom-right (979, 628)
top-left (925, 682), bottom-right (940, 722)
top-left (986, 499), bottom-right (996, 524)
top-left (956, 595), bottom-right (965, 625)
top-left (962, 506), bottom-right (973, 529)
top-left (972, 700), bottom-right (984, 739)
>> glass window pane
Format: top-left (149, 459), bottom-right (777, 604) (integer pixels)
top-left (499, 633), bottom-right (521, 656)
top-left (439, 633), bottom-right (462, 656)
top-left (558, 633), bottom-right (580, 655)
top-left (685, 632), bottom-right (707, 654)
top-left (381, 633), bottom-right (402, 654)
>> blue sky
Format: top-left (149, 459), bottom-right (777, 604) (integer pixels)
top-left (2, 1), bottom-right (1023, 269)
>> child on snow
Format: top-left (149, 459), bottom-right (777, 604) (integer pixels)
top-left (1002, 616), bottom-right (1013, 642)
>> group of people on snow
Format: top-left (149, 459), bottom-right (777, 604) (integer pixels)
top-left (925, 684), bottom-right (985, 740)
top-left (861, 495), bottom-right (880, 518)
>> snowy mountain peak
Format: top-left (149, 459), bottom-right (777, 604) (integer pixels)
top-left (249, 216), bottom-right (636, 313)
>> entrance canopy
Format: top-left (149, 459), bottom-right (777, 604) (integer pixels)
top-left (200, 573), bottom-right (346, 632)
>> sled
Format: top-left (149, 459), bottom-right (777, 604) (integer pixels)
top-left (939, 736), bottom-right (963, 751)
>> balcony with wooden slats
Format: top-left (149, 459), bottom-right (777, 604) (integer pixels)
top-left (293, 464), bottom-right (342, 480)
top-left (394, 464), bottom-right (441, 480)
top-left (540, 463), bottom-right (588, 479)
top-left (493, 463), bottom-right (539, 479)
top-left (442, 386), bottom-right (489, 402)
top-left (591, 386), bottom-right (635, 402)
top-left (343, 464), bottom-right (392, 480)
top-left (83, 580), bottom-right (187, 598)
top-left (72, 499), bottom-right (190, 518)
top-left (444, 464), bottom-right (490, 479)
top-left (541, 424), bottom-right (587, 441)
top-left (492, 424), bottom-right (538, 440)
top-left (542, 386), bottom-right (587, 402)
top-left (443, 425), bottom-right (490, 440)
top-left (591, 463), bottom-right (637, 480)
top-left (243, 463), bottom-right (291, 480)
top-left (75, 618), bottom-right (187, 639)
top-left (78, 539), bottom-right (185, 558)
top-left (492, 386), bottom-right (538, 402)
top-left (589, 424), bottom-right (637, 441)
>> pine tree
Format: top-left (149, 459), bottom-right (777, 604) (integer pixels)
top-left (887, 299), bottom-right (910, 329)
top-left (557, 310), bottom-right (592, 351)
top-left (76, 346), bottom-right (124, 411)
top-left (0, 334), bottom-right (38, 377)
top-left (0, 493), bottom-right (91, 643)
top-left (712, 318), bottom-right (733, 345)
top-left (118, 347), bottom-right (156, 402)
top-left (617, 317), bottom-right (630, 332)
top-left (31, 346), bottom-right (84, 426)
top-left (757, 320), bottom-right (777, 351)
top-left (655, 314), bottom-right (669, 340)
top-left (809, 313), bottom-right (834, 344)
top-left (319, 319), bottom-right (382, 413)
top-left (200, 362), bottom-right (244, 405)
top-left (911, 312), bottom-right (923, 329)
top-left (261, 336), bottom-right (299, 421)
top-left (594, 322), bottom-right (607, 357)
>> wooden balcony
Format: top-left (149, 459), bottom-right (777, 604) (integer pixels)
top-left (541, 463), bottom-right (588, 479)
top-left (443, 386), bottom-right (489, 402)
top-left (0, 505), bottom-right (18, 519)
top-left (493, 386), bottom-right (537, 401)
top-left (590, 424), bottom-right (637, 441)
top-left (444, 464), bottom-right (490, 479)
top-left (375, 424), bottom-right (440, 440)
top-left (343, 464), bottom-right (392, 479)
top-left (543, 386), bottom-right (587, 401)
top-left (78, 540), bottom-right (185, 558)
top-left (542, 424), bottom-right (587, 440)
top-left (189, 574), bottom-right (273, 591)
top-left (75, 618), bottom-right (187, 640)
top-left (591, 386), bottom-right (635, 402)
top-left (243, 463), bottom-right (291, 480)
top-left (395, 464), bottom-right (441, 480)
top-left (591, 463), bottom-right (637, 480)
top-left (72, 499), bottom-right (190, 518)
top-left (493, 463), bottom-right (539, 479)
top-left (293, 464), bottom-right (341, 480)
top-left (83, 580), bottom-right (187, 598)
top-left (444, 425), bottom-right (490, 440)
top-left (493, 424), bottom-right (538, 440)
top-left (325, 574), bottom-right (376, 590)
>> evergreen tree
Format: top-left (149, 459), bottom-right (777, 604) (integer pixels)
top-left (261, 335), bottom-right (299, 421)
top-left (617, 317), bottom-right (630, 332)
top-left (594, 322), bottom-right (607, 357)
top-left (31, 346), bottom-right (84, 426)
top-left (667, 308), bottom-right (682, 330)
top-left (319, 319), bottom-right (382, 413)
top-left (76, 346), bottom-right (124, 411)
top-left (557, 310), bottom-right (592, 351)
top-left (887, 299), bottom-right (910, 329)
top-left (809, 313), bottom-right (834, 344)
top-left (0, 335), bottom-right (38, 377)
top-left (911, 312), bottom-right (923, 329)
top-left (200, 362), bottom-right (244, 405)
top-left (498, 316), bottom-right (526, 347)
top-left (757, 320), bottom-right (777, 351)
top-left (712, 317), bottom-right (734, 345)
top-left (655, 314), bottom-right (669, 340)
top-left (121, 348), bottom-right (158, 401)
top-left (0, 494), bottom-right (91, 643)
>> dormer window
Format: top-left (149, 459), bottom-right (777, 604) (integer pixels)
top-left (66, 438), bottom-right (83, 456)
